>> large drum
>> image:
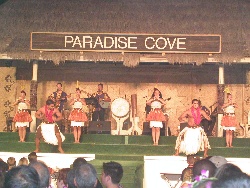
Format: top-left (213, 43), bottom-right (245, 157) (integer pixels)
top-left (111, 98), bottom-right (130, 117)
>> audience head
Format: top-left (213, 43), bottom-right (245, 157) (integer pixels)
top-left (29, 161), bottom-right (50, 188)
top-left (208, 155), bottom-right (227, 168)
top-left (212, 173), bottom-right (250, 187)
top-left (0, 160), bottom-right (8, 173)
top-left (7, 157), bottom-right (16, 170)
top-left (214, 163), bottom-right (244, 180)
top-left (74, 163), bottom-right (98, 188)
top-left (73, 157), bottom-right (87, 168)
top-left (28, 152), bottom-right (38, 163)
top-left (57, 168), bottom-right (71, 187)
top-left (18, 157), bottom-right (29, 166)
top-left (67, 169), bottom-right (77, 188)
top-left (4, 165), bottom-right (40, 188)
top-left (193, 159), bottom-right (216, 181)
top-left (101, 161), bottom-right (123, 186)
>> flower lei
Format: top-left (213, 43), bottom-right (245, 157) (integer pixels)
top-left (45, 105), bottom-right (54, 122)
top-left (191, 106), bottom-right (201, 125)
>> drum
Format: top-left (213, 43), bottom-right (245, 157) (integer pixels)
top-left (111, 98), bottom-right (129, 117)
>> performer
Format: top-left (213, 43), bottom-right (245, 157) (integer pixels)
top-left (92, 83), bottom-right (111, 121)
top-left (146, 88), bottom-right (166, 145)
top-left (221, 93), bottom-right (238, 147)
top-left (198, 100), bottom-right (211, 136)
top-left (13, 90), bottom-right (32, 142)
top-left (34, 99), bottom-right (65, 153)
top-left (175, 99), bottom-right (211, 157)
top-left (51, 83), bottom-right (67, 112)
top-left (68, 88), bottom-right (88, 143)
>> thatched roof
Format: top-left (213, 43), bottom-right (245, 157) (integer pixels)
top-left (0, 0), bottom-right (249, 66)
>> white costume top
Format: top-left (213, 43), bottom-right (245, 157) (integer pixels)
top-left (73, 101), bottom-right (83, 109)
top-left (18, 101), bottom-right (28, 110)
top-left (151, 100), bottom-right (162, 109)
top-left (224, 105), bottom-right (235, 113)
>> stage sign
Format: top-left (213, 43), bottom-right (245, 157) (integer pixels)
top-left (31, 32), bottom-right (221, 53)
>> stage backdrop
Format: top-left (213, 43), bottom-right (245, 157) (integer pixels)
top-left (0, 67), bottom-right (16, 131)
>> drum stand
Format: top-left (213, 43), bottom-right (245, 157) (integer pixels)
top-left (112, 114), bottom-right (129, 135)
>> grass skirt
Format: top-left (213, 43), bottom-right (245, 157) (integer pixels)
top-left (13, 110), bottom-right (32, 123)
top-left (68, 109), bottom-right (88, 122)
top-left (175, 127), bottom-right (210, 155)
top-left (221, 115), bottom-right (237, 127)
top-left (146, 109), bottom-right (166, 122)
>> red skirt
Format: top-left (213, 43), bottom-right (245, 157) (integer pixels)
top-left (13, 110), bottom-right (32, 122)
top-left (68, 109), bottom-right (88, 122)
top-left (146, 109), bottom-right (166, 122)
top-left (221, 115), bottom-right (237, 127)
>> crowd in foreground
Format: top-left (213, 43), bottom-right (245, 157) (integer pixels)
top-left (1, 152), bottom-right (250, 188)
top-left (180, 155), bottom-right (250, 188)
top-left (0, 152), bottom-right (123, 188)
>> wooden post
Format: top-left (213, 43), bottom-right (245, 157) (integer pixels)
top-left (217, 64), bottom-right (224, 137)
top-left (30, 61), bottom-right (38, 132)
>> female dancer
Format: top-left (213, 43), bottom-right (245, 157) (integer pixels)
top-left (13, 90), bottom-right (32, 142)
top-left (146, 88), bottom-right (166, 145)
top-left (221, 93), bottom-right (238, 147)
top-left (68, 88), bottom-right (88, 143)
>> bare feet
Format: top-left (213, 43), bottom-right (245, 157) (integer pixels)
top-left (34, 149), bottom-right (40, 153)
top-left (58, 147), bottom-right (65, 154)
top-left (174, 152), bottom-right (179, 156)
top-left (204, 154), bottom-right (208, 158)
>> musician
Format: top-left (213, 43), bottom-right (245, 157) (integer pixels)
top-left (92, 83), bottom-right (111, 121)
top-left (13, 90), bottom-right (32, 142)
top-left (146, 88), bottom-right (166, 145)
top-left (221, 93), bottom-right (238, 147)
top-left (34, 99), bottom-right (65, 153)
top-left (68, 88), bottom-right (88, 143)
top-left (175, 99), bottom-right (211, 157)
top-left (198, 100), bottom-right (211, 136)
top-left (52, 83), bottom-right (67, 112)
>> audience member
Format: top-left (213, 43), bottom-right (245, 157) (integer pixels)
top-left (18, 157), bottom-right (29, 166)
top-left (0, 171), bottom-right (4, 188)
top-left (72, 157), bottom-right (103, 188)
top-left (28, 152), bottom-right (38, 163)
top-left (214, 163), bottom-right (244, 181)
top-left (207, 155), bottom-right (227, 168)
top-left (29, 161), bottom-right (50, 188)
top-left (57, 168), bottom-right (71, 188)
top-left (7, 157), bottom-right (16, 170)
top-left (0, 160), bottom-right (8, 174)
top-left (192, 159), bottom-right (216, 182)
top-left (101, 161), bottom-right (124, 188)
top-left (4, 165), bottom-right (40, 188)
top-left (67, 169), bottom-right (77, 188)
top-left (74, 163), bottom-right (98, 188)
top-left (73, 157), bottom-right (87, 168)
top-left (212, 173), bottom-right (250, 187)
top-left (181, 155), bottom-right (200, 182)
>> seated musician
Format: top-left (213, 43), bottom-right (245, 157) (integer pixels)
top-left (92, 83), bottom-right (111, 121)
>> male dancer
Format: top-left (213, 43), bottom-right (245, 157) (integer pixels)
top-left (175, 99), bottom-right (211, 157)
top-left (34, 99), bottom-right (65, 153)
